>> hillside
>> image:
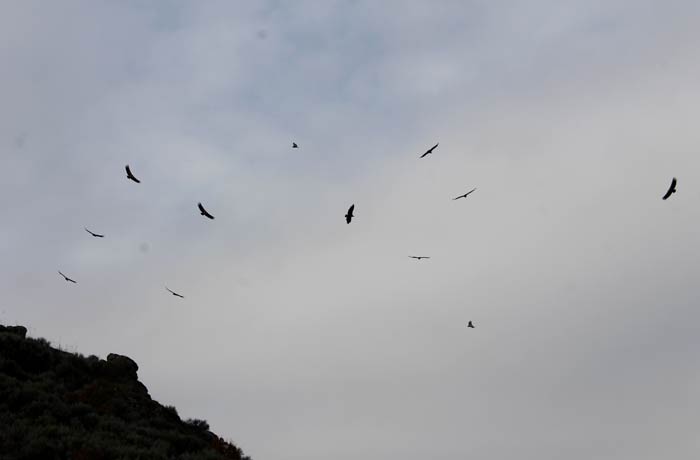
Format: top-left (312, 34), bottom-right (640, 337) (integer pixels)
top-left (0, 325), bottom-right (250, 460)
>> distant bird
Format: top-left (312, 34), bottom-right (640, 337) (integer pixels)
top-left (292, 142), bottom-right (298, 148)
top-left (125, 165), bottom-right (140, 183)
top-left (419, 142), bottom-right (439, 158)
top-left (662, 177), bottom-right (677, 200)
top-left (345, 204), bottom-right (355, 224)
top-left (453, 188), bottom-right (477, 200)
top-left (58, 271), bottom-right (77, 284)
top-left (467, 321), bottom-right (475, 328)
top-left (165, 286), bottom-right (184, 299)
top-left (84, 227), bottom-right (104, 238)
top-left (409, 256), bottom-right (431, 260)
top-left (198, 202), bottom-right (215, 219)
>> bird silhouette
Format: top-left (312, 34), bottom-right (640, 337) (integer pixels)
top-left (419, 142), bottom-right (439, 158)
top-left (345, 204), bottom-right (355, 224)
top-left (165, 286), bottom-right (184, 299)
top-left (453, 188), bottom-right (477, 200)
top-left (292, 142), bottom-right (298, 148)
top-left (467, 321), bottom-right (474, 328)
top-left (662, 177), bottom-right (677, 200)
top-left (198, 202), bottom-right (215, 219)
top-left (58, 271), bottom-right (77, 284)
top-left (84, 227), bottom-right (104, 238)
top-left (409, 256), bottom-right (431, 260)
top-left (125, 165), bottom-right (140, 183)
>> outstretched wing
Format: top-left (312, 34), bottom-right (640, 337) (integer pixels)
top-left (662, 178), bottom-right (677, 200)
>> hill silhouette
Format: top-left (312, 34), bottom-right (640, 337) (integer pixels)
top-left (0, 325), bottom-right (250, 460)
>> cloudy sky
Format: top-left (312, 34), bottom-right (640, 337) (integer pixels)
top-left (2, 1), bottom-right (700, 458)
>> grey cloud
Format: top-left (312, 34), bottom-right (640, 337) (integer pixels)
top-left (1, 1), bottom-right (699, 459)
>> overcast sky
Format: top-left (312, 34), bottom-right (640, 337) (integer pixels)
top-left (2, 1), bottom-right (700, 459)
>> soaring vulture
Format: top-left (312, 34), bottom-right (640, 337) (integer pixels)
top-left (419, 142), bottom-right (439, 158)
top-left (662, 178), bottom-right (677, 200)
top-left (453, 188), bottom-right (477, 200)
top-left (198, 203), bottom-right (215, 219)
top-left (345, 204), bottom-right (355, 224)
top-left (125, 165), bottom-right (140, 183)
top-left (58, 271), bottom-right (77, 284)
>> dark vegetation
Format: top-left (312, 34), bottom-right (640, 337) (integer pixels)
top-left (0, 325), bottom-right (250, 460)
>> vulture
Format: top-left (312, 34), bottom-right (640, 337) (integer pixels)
top-left (345, 204), bottom-right (355, 224)
top-left (58, 271), bottom-right (77, 284)
top-left (467, 321), bottom-right (475, 329)
top-left (198, 202), bottom-right (215, 219)
top-left (419, 142), bottom-right (439, 158)
top-left (125, 165), bottom-right (140, 183)
top-left (408, 256), bottom-right (431, 260)
top-left (292, 142), bottom-right (298, 148)
top-left (166, 286), bottom-right (184, 299)
top-left (453, 188), bottom-right (477, 200)
top-left (662, 178), bottom-right (677, 200)
top-left (84, 227), bottom-right (104, 238)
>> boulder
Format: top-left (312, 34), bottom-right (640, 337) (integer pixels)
top-left (0, 325), bottom-right (27, 338)
top-left (105, 353), bottom-right (139, 380)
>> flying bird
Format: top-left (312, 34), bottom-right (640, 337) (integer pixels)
top-left (345, 204), bottom-right (355, 224)
top-left (409, 256), bottom-right (431, 260)
top-left (58, 271), bottom-right (77, 284)
top-left (467, 321), bottom-right (475, 329)
top-left (662, 177), bottom-right (677, 200)
top-left (453, 188), bottom-right (477, 200)
top-left (419, 142), bottom-right (439, 158)
top-left (292, 142), bottom-right (298, 148)
top-left (198, 202), bottom-right (215, 219)
top-left (165, 286), bottom-right (184, 299)
top-left (84, 227), bottom-right (104, 238)
top-left (125, 165), bottom-right (140, 183)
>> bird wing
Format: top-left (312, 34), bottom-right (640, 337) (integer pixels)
top-left (84, 227), bottom-right (93, 236)
top-left (348, 204), bottom-right (354, 215)
top-left (465, 187), bottom-right (476, 196)
top-left (58, 270), bottom-right (66, 279)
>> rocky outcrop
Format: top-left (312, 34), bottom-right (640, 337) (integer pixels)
top-left (105, 353), bottom-right (139, 380)
top-left (0, 325), bottom-right (27, 338)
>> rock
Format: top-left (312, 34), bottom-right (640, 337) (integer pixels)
top-left (0, 325), bottom-right (27, 338)
top-left (105, 353), bottom-right (139, 380)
